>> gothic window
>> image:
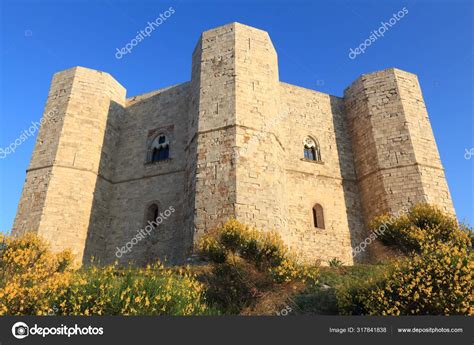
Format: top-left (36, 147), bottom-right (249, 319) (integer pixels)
top-left (303, 136), bottom-right (321, 162)
top-left (312, 203), bottom-right (325, 229)
top-left (149, 134), bottom-right (170, 163)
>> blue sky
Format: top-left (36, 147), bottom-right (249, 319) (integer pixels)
top-left (0, 0), bottom-right (472, 232)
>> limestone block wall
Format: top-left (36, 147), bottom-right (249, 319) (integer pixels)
top-left (344, 68), bottom-right (454, 225)
top-left (189, 24), bottom-right (238, 243)
top-left (394, 70), bottom-right (454, 213)
top-left (183, 40), bottom-right (202, 253)
top-left (82, 101), bottom-right (125, 262)
top-left (233, 24), bottom-right (289, 237)
top-left (278, 83), bottom-right (366, 264)
top-left (99, 84), bottom-right (190, 265)
top-left (13, 67), bottom-right (126, 263)
top-left (12, 67), bottom-right (73, 237)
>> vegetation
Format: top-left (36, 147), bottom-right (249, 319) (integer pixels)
top-left (295, 204), bottom-right (472, 315)
top-left (361, 240), bottom-right (471, 315)
top-left (0, 233), bottom-right (210, 316)
top-left (328, 258), bottom-right (343, 268)
top-left (1, 205), bottom-right (471, 315)
top-left (294, 264), bottom-right (389, 315)
top-left (370, 203), bottom-right (471, 254)
top-left (360, 204), bottom-right (472, 315)
top-left (52, 263), bottom-right (210, 316)
top-left (197, 219), bottom-right (319, 314)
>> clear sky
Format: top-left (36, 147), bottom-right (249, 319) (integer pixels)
top-left (0, 0), bottom-right (472, 232)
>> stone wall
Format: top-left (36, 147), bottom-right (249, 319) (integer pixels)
top-left (344, 68), bottom-right (454, 227)
top-left (12, 66), bottom-right (69, 238)
top-left (13, 67), bottom-right (126, 263)
top-left (91, 83), bottom-right (191, 265)
top-left (278, 83), bottom-right (366, 264)
top-left (190, 24), bottom-right (238, 243)
top-left (233, 24), bottom-right (288, 241)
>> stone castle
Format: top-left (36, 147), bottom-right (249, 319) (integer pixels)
top-left (12, 23), bottom-right (455, 265)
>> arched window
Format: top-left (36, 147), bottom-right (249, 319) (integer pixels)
top-left (303, 137), bottom-right (321, 162)
top-left (149, 134), bottom-right (169, 162)
top-left (146, 203), bottom-right (159, 228)
top-left (312, 203), bottom-right (325, 229)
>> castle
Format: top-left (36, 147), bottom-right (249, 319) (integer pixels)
top-left (12, 23), bottom-right (455, 265)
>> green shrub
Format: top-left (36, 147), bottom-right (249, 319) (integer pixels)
top-left (198, 220), bottom-right (319, 314)
top-left (328, 258), bottom-right (343, 267)
top-left (363, 240), bottom-right (471, 315)
top-left (0, 233), bottom-right (73, 315)
top-left (203, 258), bottom-right (273, 314)
top-left (0, 233), bottom-right (213, 316)
top-left (52, 263), bottom-right (212, 316)
top-left (297, 264), bottom-right (390, 316)
top-left (370, 204), bottom-right (470, 254)
top-left (342, 204), bottom-right (472, 315)
top-left (294, 290), bottom-right (339, 315)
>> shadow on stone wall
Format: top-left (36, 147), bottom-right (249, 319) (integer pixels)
top-left (330, 95), bottom-right (371, 264)
top-left (82, 100), bottom-right (125, 266)
top-left (83, 84), bottom-right (193, 267)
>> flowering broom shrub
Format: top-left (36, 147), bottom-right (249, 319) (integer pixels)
top-left (0, 233), bottom-right (73, 315)
top-left (52, 263), bottom-right (210, 316)
top-left (198, 220), bottom-right (319, 314)
top-left (0, 233), bottom-right (212, 316)
top-left (370, 203), bottom-right (470, 254)
top-left (339, 204), bottom-right (472, 315)
top-left (199, 220), bottom-right (319, 284)
top-left (363, 240), bottom-right (471, 315)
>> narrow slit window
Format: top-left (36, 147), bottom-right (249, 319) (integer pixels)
top-left (312, 203), bottom-right (325, 229)
top-left (146, 203), bottom-right (159, 228)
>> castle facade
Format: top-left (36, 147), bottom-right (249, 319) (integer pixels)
top-left (13, 23), bottom-right (455, 265)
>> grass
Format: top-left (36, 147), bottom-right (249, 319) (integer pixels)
top-left (292, 264), bottom-right (389, 315)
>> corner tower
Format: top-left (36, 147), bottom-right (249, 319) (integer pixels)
top-left (344, 68), bottom-right (454, 224)
top-left (12, 67), bottom-right (126, 262)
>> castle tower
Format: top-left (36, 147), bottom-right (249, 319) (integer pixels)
top-left (344, 68), bottom-right (454, 224)
top-left (187, 23), bottom-right (239, 244)
top-left (232, 24), bottom-right (288, 236)
top-left (12, 67), bottom-right (126, 262)
top-left (188, 23), bottom-right (287, 244)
